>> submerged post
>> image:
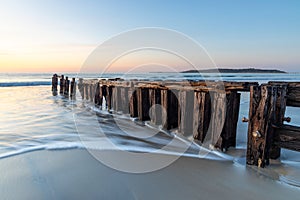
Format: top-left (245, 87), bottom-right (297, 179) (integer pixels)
top-left (52, 74), bottom-right (58, 95)
top-left (78, 78), bottom-right (84, 99)
top-left (129, 87), bottom-right (138, 118)
top-left (59, 75), bottom-right (65, 94)
top-left (70, 78), bottom-right (76, 98)
top-left (161, 89), bottom-right (179, 130)
top-left (137, 87), bottom-right (150, 121)
top-left (64, 76), bottom-right (70, 96)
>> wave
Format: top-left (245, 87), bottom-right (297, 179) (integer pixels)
top-left (0, 81), bottom-right (51, 87)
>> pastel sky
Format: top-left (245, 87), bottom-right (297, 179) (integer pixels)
top-left (0, 0), bottom-right (299, 72)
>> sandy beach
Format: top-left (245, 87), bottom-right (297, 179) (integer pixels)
top-left (1, 149), bottom-right (300, 200)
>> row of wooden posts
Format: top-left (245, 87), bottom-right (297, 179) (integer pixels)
top-left (52, 74), bottom-right (76, 97)
top-left (52, 76), bottom-right (300, 168)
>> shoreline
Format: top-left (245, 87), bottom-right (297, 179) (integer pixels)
top-left (1, 148), bottom-right (300, 199)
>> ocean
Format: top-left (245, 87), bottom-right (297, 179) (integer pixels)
top-left (1, 72), bottom-right (300, 186)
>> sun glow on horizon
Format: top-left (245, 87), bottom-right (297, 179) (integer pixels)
top-left (1, 1), bottom-right (300, 72)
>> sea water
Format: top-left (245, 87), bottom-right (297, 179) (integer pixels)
top-left (1, 72), bottom-right (300, 186)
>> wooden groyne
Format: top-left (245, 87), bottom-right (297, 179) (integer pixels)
top-left (52, 76), bottom-right (300, 168)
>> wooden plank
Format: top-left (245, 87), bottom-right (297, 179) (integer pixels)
top-left (106, 86), bottom-right (113, 111)
top-left (269, 82), bottom-right (300, 107)
top-left (193, 92), bottom-right (211, 142)
top-left (274, 124), bottom-right (300, 152)
top-left (270, 84), bottom-right (288, 158)
top-left (137, 88), bottom-right (150, 121)
top-left (51, 74), bottom-right (58, 95)
top-left (84, 83), bottom-right (89, 100)
top-left (90, 83), bottom-right (96, 103)
top-left (78, 78), bottom-right (84, 99)
top-left (178, 90), bottom-right (194, 137)
top-left (120, 87), bottom-right (129, 114)
top-left (102, 85), bottom-right (108, 108)
top-left (246, 85), bottom-right (278, 167)
top-left (129, 88), bottom-right (138, 118)
top-left (70, 78), bottom-right (76, 98)
top-left (149, 88), bottom-right (162, 125)
top-left (219, 91), bottom-right (241, 150)
top-left (205, 92), bottom-right (227, 149)
top-left (64, 77), bottom-right (70, 96)
top-left (59, 75), bottom-right (65, 94)
top-left (161, 89), bottom-right (179, 130)
top-left (94, 82), bottom-right (101, 106)
top-left (112, 86), bottom-right (118, 111)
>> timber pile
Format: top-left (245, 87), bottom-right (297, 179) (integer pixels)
top-left (52, 76), bottom-right (300, 168)
top-left (77, 79), bottom-right (257, 152)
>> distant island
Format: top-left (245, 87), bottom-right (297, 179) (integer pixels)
top-left (182, 68), bottom-right (287, 73)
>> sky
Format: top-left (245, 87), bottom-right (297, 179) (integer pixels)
top-left (0, 0), bottom-right (299, 72)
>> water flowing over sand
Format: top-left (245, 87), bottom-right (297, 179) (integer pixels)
top-left (1, 72), bottom-right (300, 197)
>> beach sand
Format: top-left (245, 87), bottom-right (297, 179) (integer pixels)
top-left (1, 149), bottom-right (300, 200)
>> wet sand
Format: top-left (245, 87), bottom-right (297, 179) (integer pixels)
top-left (1, 149), bottom-right (300, 200)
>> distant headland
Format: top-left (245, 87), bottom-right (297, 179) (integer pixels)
top-left (182, 68), bottom-right (287, 73)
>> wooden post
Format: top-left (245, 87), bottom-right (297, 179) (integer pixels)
top-left (114, 87), bottom-right (123, 112)
top-left (193, 91), bottom-right (211, 142)
top-left (129, 88), bottom-right (138, 118)
top-left (84, 83), bottom-right (89, 100)
top-left (161, 89), bottom-right (179, 130)
top-left (137, 87), bottom-right (150, 121)
top-left (120, 87), bottom-right (129, 114)
top-left (178, 90), bottom-right (194, 137)
top-left (106, 86), bottom-right (113, 111)
top-left (59, 75), bottom-right (65, 94)
top-left (218, 91), bottom-right (241, 150)
top-left (89, 83), bottom-right (96, 103)
top-left (94, 82), bottom-right (101, 106)
top-left (246, 85), bottom-right (286, 167)
top-left (52, 74), bottom-right (58, 94)
top-left (78, 78), bottom-right (84, 99)
top-left (149, 88), bottom-right (162, 125)
top-left (70, 78), bottom-right (76, 98)
top-left (270, 84), bottom-right (288, 159)
top-left (64, 77), bottom-right (70, 96)
top-left (101, 85), bottom-right (107, 108)
top-left (205, 92), bottom-right (227, 148)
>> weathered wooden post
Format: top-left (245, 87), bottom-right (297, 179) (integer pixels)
top-left (106, 86), bottom-right (113, 111)
top-left (101, 84), bottom-right (107, 108)
top-left (246, 85), bottom-right (287, 167)
top-left (129, 86), bottom-right (138, 118)
top-left (112, 86), bottom-right (123, 112)
top-left (193, 91), bottom-right (211, 142)
top-left (64, 76), bottom-right (70, 96)
top-left (52, 74), bottom-right (58, 94)
top-left (84, 83), bottom-right (89, 100)
top-left (161, 89), bottom-right (179, 130)
top-left (268, 83), bottom-right (288, 159)
top-left (89, 82), bottom-right (96, 103)
top-left (70, 78), bottom-right (76, 98)
top-left (218, 91), bottom-right (241, 150)
top-left (60, 75), bottom-right (65, 94)
top-left (204, 91), bottom-right (227, 148)
top-left (149, 88), bottom-right (162, 125)
top-left (94, 82), bottom-right (101, 106)
top-left (78, 78), bottom-right (84, 99)
top-left (137, 87), bottom-right (151, 121)
top-left (120, 86), bottom-right (129, 114)
top-left (178, 89), bottom-right (194, 136)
